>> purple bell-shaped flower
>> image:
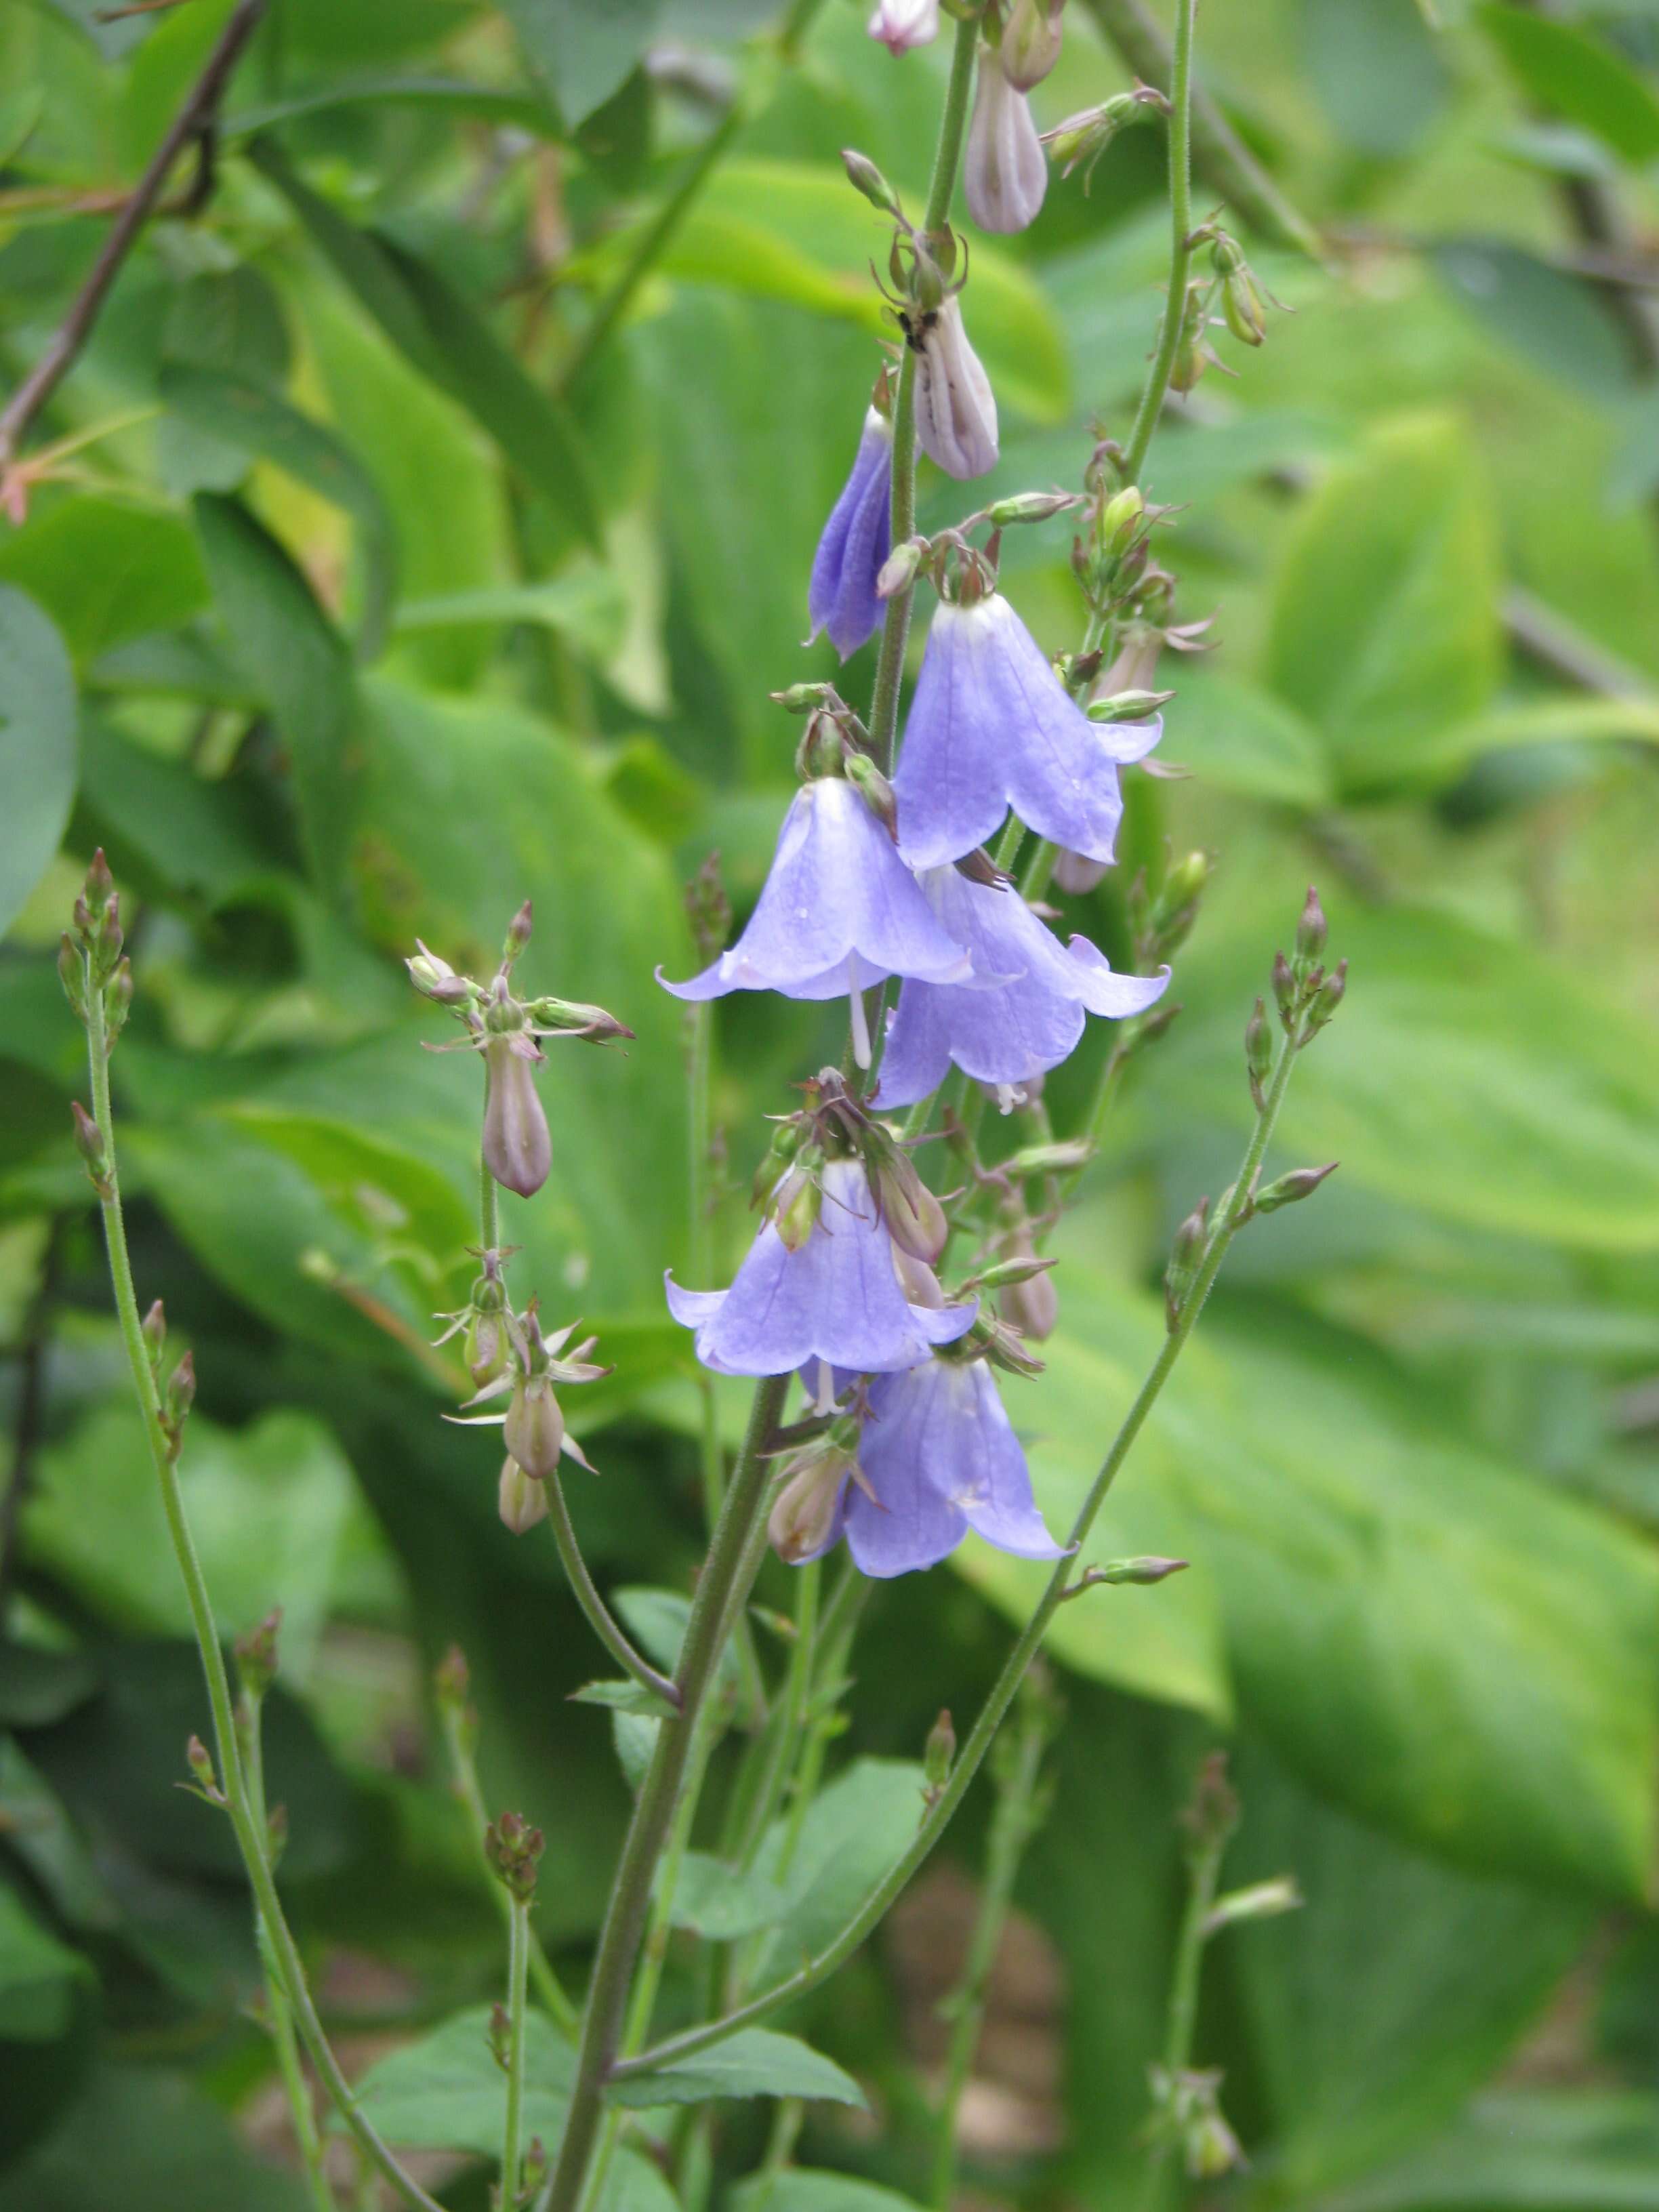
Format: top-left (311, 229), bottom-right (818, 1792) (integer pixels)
top-left (665, 1156), bottom-right (976, 1377)
top-left (892, 592), bottom-right (1162, 869)
top-left (780, 1355), bottom-right (1066, 1578)
top-left (873, 867), bottom-right (1170, 1109)
top-left (808, 409), bottom-right (893, 659)
top-left (658, 775), bottom-right (970, 1063)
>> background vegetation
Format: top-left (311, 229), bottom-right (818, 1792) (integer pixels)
top-left (4, 0), bottom-right (1659, 2203)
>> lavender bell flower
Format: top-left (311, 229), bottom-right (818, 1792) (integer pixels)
top-left (665, 1155), bottom-right (976, 1376)
top-left (893, 592), bottom-right (1162, 869)
top-left (483, 1034), bottom-right (552, 1198)
top-left (658, 776), bottom-right (970, 1065)
top-left (808, 409), bottom-right (893, 659)
top-left (868, 0), bottom-right (939, 53)
top-left (964, 51), bottom-right (1048, 234)
top-left (914, 297), bottom-right (999, 480)
top-left (874, 867), bottom-right (1170, 1108)
top-left (784, 1355), bottom-right (1066, 1578)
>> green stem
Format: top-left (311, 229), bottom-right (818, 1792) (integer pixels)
top-left (865, 8), bottom-right (981, 777)
top-left (539, 1372), bottom-right (790, 2212)
top-left (504, 1896), bottom-right (531, 2208)
top-left (1137, 1829), bottom-right (1227, 2212)
top-left (611, 1026), bottom-right (1302, 2084)
top-left (734, 1556), bottom-right (819, 1868)
top-left (1121, 0), bottom-right (1199, 485)
top-left (81, 975), bottom-right (447, 2212)
top-left (441, 1703), bottom-right (579, 2033)
top-left (929, 1691), bottom-right (1049, 2212)
top-left (544, 1473), bottom-right (684, 1711)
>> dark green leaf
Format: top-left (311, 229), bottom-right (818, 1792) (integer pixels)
top-left (499, 0), bottom-right (663, 127)
top-left (349, 2003), bottom-right (574, 2152)
top-left (571, 1679), bottom-right (680, 1719)
top-left (668, 1849), bottom-right (788, 1939)
top-left (0, 1645), bottom-right (100, 1728)
top-left (0, 1885), bottom-right (87, 2042)
top-left (747, 1759), bottom-right (927, 1985)
top-left (0, 588), bottom-right (77, 940)
top-left (607, 2027), bottom-right (865, 2110)
top-left (0, 501), bottom-right (207, 666)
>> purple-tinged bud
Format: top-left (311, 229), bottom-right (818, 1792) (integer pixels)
top-left (844, 750), bottom-right (899, 840)
top-left (70, 1101), bottom-right (111, 1197)
top-left (184, 1733), bottom-right (224, 1805)
top-left (985, 491), bottom-right (1078, 528)
top-left (965, 53), bottom-right (1048, 234)
top-left (876, 537), bottom-right (927, 600)
top-left (485, 1809), bottom-right (544, 1901)
top-left (1271, 949), bottom-right (1297, 1029)
top-left (1252, 1161), bottom-right (1338, 1216)
top-left (499, 1454), bottom-right (549, 1536)
top-left (234, 1609), bottom-right (282, 1702)
top-left (1164, 1197), bottom-right (1208, 1330)
top-left (527, 996), bottom-right (633, 1045)
top-left (1244, 997), bottom-right (1272, 1110)
top-left (769, 1425), bottom-right (859, 1563)
top-left (407, 940), bottom-right (472, 1004)
top-left (1295, 885), bottom-right (1327, 968)
top-left (1000, 0), bottom-right (1065, 89)
top-left (434, 1643), bottom-right (471, 1710)
top-left (1303, 957), bottom-right (1347, 1038)
top-left (1182, 1750), bottom-right (1240, 1854)
top-left (58, 932), bottom-right (86, 1021)
top-left (504, 1376), bottom-right (564, 1481)
top-left (962, 1308), bottom-right (1046, 1378)
top-left (867, 0), bottom-right (938, 53)
top-left (503, 900), bottom-right (533, 968)
top-left (83, 848), bottom-right (114, 908)
top-left (1097, 1555), bottom-right (1189, 1585)
top-left (869, 1140), bottom-right (947, 1263)
top-left (142, 1299), bottom-right (167, 1374)
top-left (1203, 1875), bottom-right (1302, 1934)
top-left (163, 1352), bottom-right (195, 1451)
top-left (483, 1036), bottom-right (552, 1199)
top-left (924, 1708), bottom-right (956, 1796)
top-left (842, 147), bottom-right (903, 217)
top-left (913, 297), bottom-right (999, 480)
top-left (994, 1234), bottom-right (1059, 1341)
top-left (103, 958), bottom-right (134, 1048)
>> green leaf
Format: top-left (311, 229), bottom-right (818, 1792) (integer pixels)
top-left (668, 1850), bottom-right (788, 1940)
top-left (191, 492), bottom-right (360, 894)
top-left (746, 1758), bottom-right (927, 1986)
top-left (229, 77), bottom-right (561, 139)
top-left (1430, 239), bottom-right (1632, 406)
top-left (0, 1644), bottom-right (100, 1728)
top-left (607, 2027), bottom-right (865, 2110)
top-left (0, 500), bottom-right (207, 666)
top-left (612, 1710), bottom-right (659, 1792)
top-left (346, 2003), bottom-right (574, 2152)
top-left (1480, 4), bottom-right (1659, 169)
top-left (251, 142), bottom-right (600, 546)
top-left (392, 569), bottom-right (628, 662)
top-left (571, 1679), bottom-right (680, 1719)
top-left (0, 1884), bottom-right (86, 2042)
top-left (1320, 2090), bottom-right (1659, 2211)
top-left (499, 0), bottom-right (662, 126)
top-left (1305, 0), bottom-right (1450, 155)
top-left (76, 712), bottom-right (285, 905)
top-left (159, 365), bottom-right (398, 659)
top-left (1263, 413), bottom-right (1502, 796)
top-left (733, 2176), bottom-right (926, 2212)
top-left (0, 588), bottom-right (77, 941)
top-left (24, 1406), bottom-right (392, 1682)
top-left (1164, 668), bottom-right (1332, 812)
top-left (1386, 693), bottom-right (1659, 784)
top-left (1044, 1269), bottom-right (1659, 1897)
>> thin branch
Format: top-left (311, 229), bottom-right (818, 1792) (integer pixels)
top-left (0, 0), bottom-right (267, 466)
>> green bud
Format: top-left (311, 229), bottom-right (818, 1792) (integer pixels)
top-left (773, 1162), bottom-right (823, 1253)
top-left (844, 750), bottom-right (899, 840)
top-left (1164, 1197), bottom-right (1208, 1330)
top-left (876, 537), bottom-right (927, 600)
top-left (1294, 885), bottom-right (1327, 968)
top-left (503, 899), bottom-right (533, 968)
top-left (1006, 1135), bottom-right (1095, 1177)
top-left (70, 1101), bottom-right (112, 1199)
top-left (58, 933), bottom-right (85, 1021)
top-left (1181, 1750), bottom-right (1240, 1856)
top-left (1098, 483), bottom-right (1145, 556)
top-left (796, 708), bottom-right (845, 783)
top-left (485, 1809), bottom-right (545, 1902)
top-left (1087, 687), bottom-right (1172, 723)
top-left (1252, 1161), bottom-right (1338, 1214)
top-left (985, 490), bottom-right (1078, 528)
top-left (102, 958), bottom-right (134, 1049)
top-left (498, 1456), bottom-right (548, 1535)
top-left (1271, 949), bottom-right (1297, 1029)
top-left (1303, 956), bottom-right (1347, 1038)
top-left (924, 1708), bottom-right (956, 1794)
top-left (184, 1733), bottom-right (223, 1805)
top-left (1244, 997), bottom-right (1272, 1109)
top-left (1094, 1555), bottom-right (1188, 1584)
top-left (1203, 1875), bottom-right (1303, 1934)
top-left (163, 1350), bottom-right (195, 1441)
top-left (526, 995), bottom-right (634, 1045)
top-left (234, 1609), bottom-right (282, 1702)
top-left (752, 1119), bottom-right (804, 1208)
top-left (142, 1299), bottom-right (167, 1376)
top-left (841, 146), bottom-right (903, 218)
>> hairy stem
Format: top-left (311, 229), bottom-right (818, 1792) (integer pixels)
top-left (612, 1023), bottom-right (1302, 2082)
top-left (544, 1473), bottom-right (684, 1710)
top-left (81, 971), bottom-right (447, 2212)
top-left (539, 1370), bottom-right (790, 2212)
top-left (504, 1895), bottom-right (531, 2208)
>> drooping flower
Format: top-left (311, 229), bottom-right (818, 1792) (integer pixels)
top-left (778, 1355), bottom-right (1066, 1578)
top-left (868, 0), bottom-right (939, 54)
top-left (483, 1033), bottom-right (550, 1199)
top-left (964, 52), bottom-right (1048, 234)
top-left (665, 1155), bottom-right (975, 1377)
top-left (914, 297), bottom-right (999, 481)
top-left (892, 592), bottom-right (1161, 869)
top-left (658, 776), bottom-right (971, 1062)
top-left (809, 409), bottom-right (893, 659)
top-left (873, 866), bottom-right (1170, 1107)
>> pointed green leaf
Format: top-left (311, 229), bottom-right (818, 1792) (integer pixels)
top-left (608, 2028), bottom-right (865, 2110)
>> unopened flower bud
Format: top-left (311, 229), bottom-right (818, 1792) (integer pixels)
top-left (844, 750), bottom-right (899, 839)
top-left (1203, 1875), bottom-right (1302, 1933)
top-left (1041, 89), bottom-right (1154, 183)
top-left (1182, 1750), bottom-right (1240, 1854)
top-left (1088, 687), bottom-right (1171, 724)
top-left (1244, 998), bottom-right (1272, 1109)
top-left (1169, 286), bottom-right (1209, 394)
top-left (527, 996), bottom-right (633, 1045)
top-left (1294, 886), bottom-right (1327, 968)
top-left (234, 1608), bottom-right (282, 1701)
top-left (891, 1242), bottom-right (949, 1310)
top-left (913, 295), bottom-right (999, 480)
top-left (485, 1809), bottom-right (544, 1901)
top-left (407, 939), bottom-right (472, 1004)
top-left (1189, 2100), bottom-right (1246, 2180)
top-left (773, 1162), bottom-right (823, 1252)
top-left (985, 491), bottom-right (1078, 528)
top-left (434, 1643), bottom-right (471, 1710)
top-left (58, 931), bottom-right (86, 1020)
top-left (503, 900), bottom-right (533, 968)
top-left (769, 1431), bottom-right (857, 1563)
top-left (483, 1036), bottom-right (552, 1199)
top-left (842, 147), bottom-right (903, 217)
top-left (797, 708), bottom-right (846, 783)
top-left (1213, 235), bottom-right (1267, 346)
top-left (924, 1708), bottom-right (956, 1793)
top-left (1164, 1197), bottom-right (1208, 1330)
top-left (1303, 957), bottom-right (1347, 1038)
top-left (1252, 1161), bottom-right (1338, 1215)
top-left (504, 1376), bottom-right (564, 1481)
top-left (870, 1141), bottom-right (947, 1263)
top-left (867, 0), bottom-right (938, 54)
top-left (163, 1351), bottom-right (195, 1452)
top-left (1271, 949), bottom-right (1296, 1028)
top-left (498, 1454), bottom-right (549, 1535)
top-left (1000, 0), bottom-right (1064, 89)
top-left (70, 1101), bottom-right (111, 1197)
top-left (102, 959), bottom-right (134, 1047)
top-left (752, 1119), bottom-right (804, 1208)
top-left (142, 1298), bottom-right (167, 1374)
top-left (994, 1234), bottom-right (1059, 1341)
top-left (876, 537), bottom-right (927, 599)
top-left (1099, 484), bottom-right (1145, 556)
top-left (185, 1733), bottom-right (222, 1803)
top-left (1096, 1555), bottom-right (1189, 1584)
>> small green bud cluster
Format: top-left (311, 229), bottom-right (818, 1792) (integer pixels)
top-left (1147, 2064), bottom-right (1246, 2181)
top-left (484, 1809), bottom-right (544, 1903)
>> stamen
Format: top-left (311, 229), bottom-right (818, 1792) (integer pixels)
top-left (848, 963), bottom-right (872, 1068)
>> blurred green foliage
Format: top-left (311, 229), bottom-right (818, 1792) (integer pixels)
top-left (5, 0), bottom-right (1659, 2205)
